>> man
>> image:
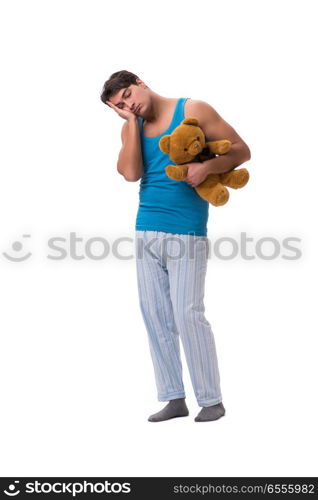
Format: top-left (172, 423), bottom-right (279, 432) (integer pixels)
top-left (100, 70), bottom-right (251, 422)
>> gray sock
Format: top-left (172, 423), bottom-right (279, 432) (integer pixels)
top-left (195, 402), bottom-right (225, 422)
top-left (148, 398), bottom-right (189, 422)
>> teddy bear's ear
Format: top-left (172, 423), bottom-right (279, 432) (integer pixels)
top-left (159, 135), bottom-right (170, 154)
top-left (182, 117), bottom-right (199, 126)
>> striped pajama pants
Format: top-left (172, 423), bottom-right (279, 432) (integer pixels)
top-left (135, 230), bottom-right (223, 407)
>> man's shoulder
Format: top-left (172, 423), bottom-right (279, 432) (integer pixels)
top-left (184, 99), bottom-right (219, 123)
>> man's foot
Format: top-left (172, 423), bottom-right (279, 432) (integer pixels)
top-left (148, 398), bottom-right (189, 422)
top-left (194, 402), bottom-right (225, 422)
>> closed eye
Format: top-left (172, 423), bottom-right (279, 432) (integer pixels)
top-left (116, 89), bottom-right (131, 108)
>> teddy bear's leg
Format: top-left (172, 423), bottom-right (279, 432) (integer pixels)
top-left (198, 173), bottom-right (221, 189)
top-left (165, 165), bottom-right (188, 181)
top-left (220, 168), bottom-right (249, 189)
top-left (205, 140), bottom-right (231, 155)
top-left (196, 183), bottom-right (230, 207)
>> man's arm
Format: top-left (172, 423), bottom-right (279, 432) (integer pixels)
top-left (185, 100), bottom-right (251, 175)
top-left (117, 118), bottom-right (144, 182)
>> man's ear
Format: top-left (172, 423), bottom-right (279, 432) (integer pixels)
top-left (136, 78), bottom-right (147, 89)
top-left (159, 135), bottom-right (170, 154)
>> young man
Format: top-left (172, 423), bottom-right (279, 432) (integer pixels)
top-left (101, 70), bottom-right (251, 422)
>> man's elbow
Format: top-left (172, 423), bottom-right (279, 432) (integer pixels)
top-left (117, 167), bottom-right (141, 182)
top-left (234, 143), bottom-right (251, 165)
top-left (123, 173), bottom-right (141, 182)
top-left (242, 143), bottom-right (251, 162)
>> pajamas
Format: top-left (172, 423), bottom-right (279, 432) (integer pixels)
top-left (135, 230), bottom-right (223, 407)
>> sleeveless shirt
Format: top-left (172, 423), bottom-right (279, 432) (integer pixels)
top-left (135, 97), bottom-right (209, 236)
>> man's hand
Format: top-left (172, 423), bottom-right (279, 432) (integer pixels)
top-left (106, 100), bottom-right (137, 121)
top-left (183, 162), bottom-right (209, 188)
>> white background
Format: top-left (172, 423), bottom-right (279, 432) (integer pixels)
top-left (0, 0), bottom-right (317, 477)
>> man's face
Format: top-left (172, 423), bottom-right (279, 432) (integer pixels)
top-left (108, 80), bottom-right (150, 117)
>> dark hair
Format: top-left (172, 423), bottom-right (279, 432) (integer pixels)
top-left (100, 70), bottom-right (140, 105)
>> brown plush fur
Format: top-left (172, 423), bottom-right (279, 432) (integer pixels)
top-left (159, 117), bottom-right (249, 206)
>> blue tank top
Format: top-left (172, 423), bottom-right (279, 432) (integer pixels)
top-left (135, 97), bottom-right (209, 236)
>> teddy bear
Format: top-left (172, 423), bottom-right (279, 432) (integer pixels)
top-left (159, 117), bottom-right (249, 206)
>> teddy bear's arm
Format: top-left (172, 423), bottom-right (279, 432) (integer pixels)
top-left (165, 165), bottom-right (188, 181)
top-left (205, 140), bottom-right (231, 155)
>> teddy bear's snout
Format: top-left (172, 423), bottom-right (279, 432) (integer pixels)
top-left (189, 140), bottom-right (202, 155)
